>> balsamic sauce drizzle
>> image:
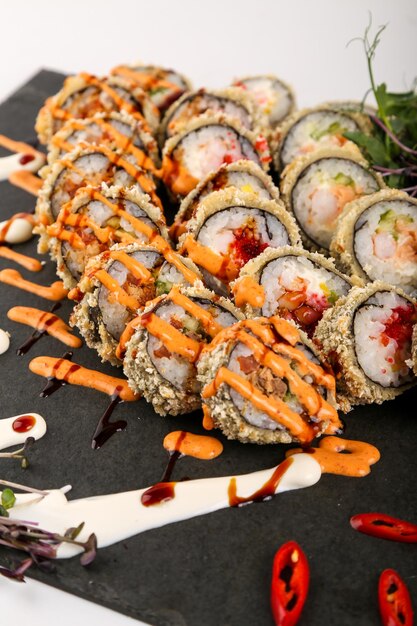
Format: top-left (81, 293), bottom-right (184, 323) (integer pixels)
top-left (38, 350), bottom-right (74, 397)
top-left (91, 387), bottom-right (127, 450)
top-left (16, 302), bottom-right (61, 355)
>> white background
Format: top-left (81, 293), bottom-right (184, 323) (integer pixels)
top-left (0, 0), bottom-right (416, 624)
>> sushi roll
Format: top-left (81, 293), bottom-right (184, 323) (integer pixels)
top-left (47, 184), bottom-right (168, 288)
top-left (330, 189), bottom-right (417, 296)
top-left (161, 114), bottom-right (272, 200)
top-left (315, 282), bottom-right (417, 407)
top-left (111, 64), bottom-right (192, 113)
top-left (123, 284), bottom-right (242, 415)
top-left (159, 87), bottom-right (266, 145)
top-left (179, 188), bottom-right (301, 293)
top-left (71, 243), bottom-right (201, 366)
top-left (232, 74), bottom-right (296, 127)
top-left (273, 107), bottom-right (371, 172)
top-left (197, 315), bottom-right (342, 444)
top-left (232, 246), bottom-right (354, 336)
top-left (36, 73), bottom-right (160, 145)
top-left (47, 111), bottom-right (160, 173)
top-left (35, 144), bottom-right (161, 252)
top-left (170, 160), bottom-right (280, 241)
top-left (280, 147), bottom-right (385, 252)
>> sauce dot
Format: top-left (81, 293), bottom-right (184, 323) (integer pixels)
top-left (12, 414), bottom-right (36, 433)
top-left (19, 154), bottom-right (35, 165)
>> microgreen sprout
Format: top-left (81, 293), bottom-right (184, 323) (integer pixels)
top-left (346, 16), bottom-right (417, 194)
top-left (0, 437), bottom-right (35, 469)
top-left (0, 483), bottom-right (97, 580)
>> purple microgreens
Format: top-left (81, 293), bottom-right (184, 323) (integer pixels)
top-left (0, 437), bottom-right (35, 469)
top-left (0, 481), bottom-right (97, 581)
top-left (0, 516), bottom-right (98, 581)
top-left (0, 558), bottom-right (33, 583)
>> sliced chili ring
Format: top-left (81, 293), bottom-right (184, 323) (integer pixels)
top-left (378, 569), bottom-right (414, 626)
top-left (270, 540), bottom-right (309, 626)
top-left (350, 513), bottom-right (417, 543)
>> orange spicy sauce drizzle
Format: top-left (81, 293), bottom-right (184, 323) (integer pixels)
top-left (286, 436), bottom-right (381, 477)
top-left (202, 405), bottom-right (215, 431)
top-left (202, 316), bottom-right (341, 444)
top-left (161, 154), bottom-right (199, 196)
top-left (0, 247), bottom-right (42, 272)
top-left (0, 135), bottom-right (44, 160)
top-left (232, 275), bottom-right (265, 308)
top-left (29, 355), bottom-right (138, 401)
top-left (0, 269), bottom-right (68, 301)
top-left (7, 306), bottom-right (82, 348)
top-left (0, 212), bottom-right (35, 244)
top-left (8, 171), bottom-right (42, 196)
top-left (180, 234), bottom-right (239, 283)
top-left (52, 119), bottom-right (159, 176)
top-left (46, 73), bottom-right (153, 135)
top-left (163, 430), bottom-right (223, 460)
top-left (111, 66), bottom-right (183, 97)
top-left (140, 286), bottom-right (226, 363)
top-left (228, 457), bottom-right (293, 506)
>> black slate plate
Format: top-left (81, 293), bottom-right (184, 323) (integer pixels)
top-left (0, 71), bottom-right (416, 626)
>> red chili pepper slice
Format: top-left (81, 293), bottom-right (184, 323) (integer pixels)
top-left (378, 569), bottom-right (414, 626)
top-left (270, 540), bottom-right (309, 626)
top-left (350, 513), bottom-right (417, 543)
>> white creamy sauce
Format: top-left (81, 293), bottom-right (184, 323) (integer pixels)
top-left (0, 413), bottom-right (47, 450)
top-left (0, 328), bottom-right (10, 355)
top-left (7, 454), bottom-right (321, 559)
top-left (0, 216), bottom-right (34, 244)
top-left (0, 152), bottom-right (45, 182)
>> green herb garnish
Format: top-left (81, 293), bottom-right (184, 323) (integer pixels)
top-left (345, 17), bottom-right (417, 192)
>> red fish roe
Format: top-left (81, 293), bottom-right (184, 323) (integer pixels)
top-left (231, 228), bottom-right (269, 267)
top-left (382, 305), bottom-right (416, 346)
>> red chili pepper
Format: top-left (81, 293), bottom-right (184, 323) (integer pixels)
top-left (270, 540), bottom-right (309, 626)
top-left (378, 569), bottom-right (414, 626)
top-left (350, 513), bottom-right (417, 543)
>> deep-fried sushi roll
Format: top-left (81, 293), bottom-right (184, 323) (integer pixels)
top-left (123, 284), bottom-right (242, 415)
top-left (232, 246), bottom-right (354, 336)
top-left (273, 107), bottom-right (371, 171)
top-left (72, 244), bottom-right (201, 366)
top-left (330, 189), bottom-right (417, 296)
top-left (36, 73), bottom-right (160, 145)
top-left (179, 188), bottom-right (301, 293)
top-left (170, 160), bottom-right (280, 241)
top-left (315, 282), bottom-right (417, 407)
top-left (35, 144), bottom-right (161, 251)
top-left (47, 185), bottom-right (168, 288)
top-left (233, 74), bottom-right (296, 127)
top-left (111, 64), bottom-right (192, 113)
top-left (47, 112), bottom-right (159, 172)
top-left (198, 316), bottom-right (342, 444)
top-left (159, 88), bottom-right (265, 145)
top-left (280, 148), bottom-right (384, 251)
top-left (161, 114), bottom-right (271, 199)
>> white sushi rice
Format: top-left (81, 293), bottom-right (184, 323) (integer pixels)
top-left (98, 250), bottom-right (161, 340)
top-left (354, 199), bottom-right (417, 295)
top-left (354, 290), bottom-right (414, 387)
top-left (292, 158), bottom-right (380, 249)
top-left (281, 111), bottom-right (359, 167)
top-left (197, 206), bottom-right (290, 255)
top-left (176, 126), bottom-right (259, 180)
top-left (260, 254), bottom-right (351, 316)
